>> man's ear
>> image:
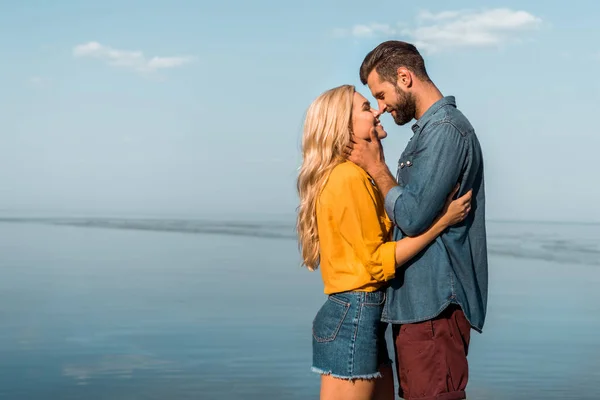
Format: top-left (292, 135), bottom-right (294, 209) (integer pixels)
top-left (396, 67), bottom-right (413, 89)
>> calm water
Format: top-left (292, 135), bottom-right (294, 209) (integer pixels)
top-left (0, 218), bottom-right (599, 399)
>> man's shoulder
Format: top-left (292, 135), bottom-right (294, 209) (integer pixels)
top-left (426, 103), bottom-right (475, 138)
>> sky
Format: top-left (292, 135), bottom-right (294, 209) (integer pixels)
top-left (0, 0), bottom-right (599, 223)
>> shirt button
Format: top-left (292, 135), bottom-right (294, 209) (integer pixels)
top-left (400, 162), bottom-right (405, 168)
top-left (406, 160), bottom-right (412, 167)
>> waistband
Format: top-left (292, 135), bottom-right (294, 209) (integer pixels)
top-left (329, 290), bottom-right (386, 305)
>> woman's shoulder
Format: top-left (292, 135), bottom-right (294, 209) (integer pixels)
top-left (324, 161), bottom-right (371, 195)
top-left (329, 161), bottom-right (369, 184)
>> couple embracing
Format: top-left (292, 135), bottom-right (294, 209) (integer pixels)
top-left (297, 40), bottom-right (488, 400)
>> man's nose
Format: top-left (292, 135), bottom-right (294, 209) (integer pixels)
top-left (376, 101), bottom-right (387, 116)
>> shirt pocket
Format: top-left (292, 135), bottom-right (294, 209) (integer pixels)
top-left (397, 151), bottom-right (416, 187)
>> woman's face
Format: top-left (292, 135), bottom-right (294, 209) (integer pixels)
top-left (351, 92), bottom-right (387, 141)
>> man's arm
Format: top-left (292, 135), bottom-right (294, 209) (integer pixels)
top-left (348, 123), bottom-right (467, 237)
top-left (384, 123), bottom-right (467, 236)
top-left (367, 166), bottom-right (397, 199)
top-left (346, 127), bottom-right (398, 198)
top-left (322, 166), bottom-right (472, 281)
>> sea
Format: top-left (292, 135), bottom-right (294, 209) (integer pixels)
top-left (0, 217), bottom-right (599, 399)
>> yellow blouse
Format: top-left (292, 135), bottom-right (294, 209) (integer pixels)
top-left (316, 161), bottom-right (396, 294)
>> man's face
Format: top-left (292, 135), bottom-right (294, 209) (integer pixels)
top-left (366, 70), bottom-right (416, 126)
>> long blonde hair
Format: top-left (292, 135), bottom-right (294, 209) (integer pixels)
top-left (297, 84), bottom-right (355, 270)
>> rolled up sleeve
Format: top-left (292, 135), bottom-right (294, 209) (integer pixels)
top-left (324, 170), bottom-right (397, 282)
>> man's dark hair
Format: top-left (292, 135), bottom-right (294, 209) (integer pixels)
top-left (359, 40), bottom-right (430, 85)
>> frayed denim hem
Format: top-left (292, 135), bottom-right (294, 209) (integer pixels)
top-left (311, 367), bottom-right (382, 380)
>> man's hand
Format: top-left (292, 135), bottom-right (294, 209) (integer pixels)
top-left (344, 127), bottom-right (386, 177)
top-left (344, 127), bottom-right (398, 198)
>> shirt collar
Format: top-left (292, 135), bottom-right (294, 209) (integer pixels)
top-left (411, 96), bottom-right (456, 134)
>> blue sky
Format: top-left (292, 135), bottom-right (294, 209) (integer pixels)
top-left (1, 0), bottom-right (599, 222)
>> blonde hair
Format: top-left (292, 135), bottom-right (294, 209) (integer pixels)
top-left (296, 84), bottom-right (355, 270)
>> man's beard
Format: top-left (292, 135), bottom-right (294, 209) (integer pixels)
top-left (390, 85), bottom-right (416, 126)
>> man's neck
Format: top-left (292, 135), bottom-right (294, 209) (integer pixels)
top-left (414, 83), bottom-right (444, 120)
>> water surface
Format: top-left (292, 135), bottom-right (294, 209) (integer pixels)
top-left (0, 219), bottom-right (598, 399)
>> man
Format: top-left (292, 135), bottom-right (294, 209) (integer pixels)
top-left (347, 40), bottom-right (488, 400)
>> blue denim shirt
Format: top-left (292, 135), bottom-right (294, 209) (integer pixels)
top-left (381, 96), bottom-right (488, 332)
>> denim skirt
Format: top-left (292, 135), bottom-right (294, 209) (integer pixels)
top-left (311, 290), bottom-right (391, 380)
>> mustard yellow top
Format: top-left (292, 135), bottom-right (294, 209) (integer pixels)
top-left (316, 161), bottom-right (396, 294)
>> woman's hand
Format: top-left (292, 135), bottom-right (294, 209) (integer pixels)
top-left (438, 185), bottom-right (472, 228)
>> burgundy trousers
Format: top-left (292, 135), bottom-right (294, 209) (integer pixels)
top-left (392, 304), bottom-right (471, 400)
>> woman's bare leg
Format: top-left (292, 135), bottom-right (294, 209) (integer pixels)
top-left (320, 375), bottom-right (378, 400)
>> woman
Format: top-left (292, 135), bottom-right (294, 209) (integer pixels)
top-left (296, 85), bottom-right (471, 400)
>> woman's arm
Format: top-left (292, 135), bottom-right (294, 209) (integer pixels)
top-left (323, 164), bottom-right (472, 282)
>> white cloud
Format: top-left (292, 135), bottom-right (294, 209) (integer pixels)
top-left (354, 23), bottom-right (397, 38)
top-left (73, 41), bottom-right (194, 73)
top-left (417, 10), bottom-right (462, 22)
top-left (409, 9), bottom-right (542, 52)
top-left (334, 9), bottom-right (542, 53)
top-left (333, 23), bottom-right (399, 38)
